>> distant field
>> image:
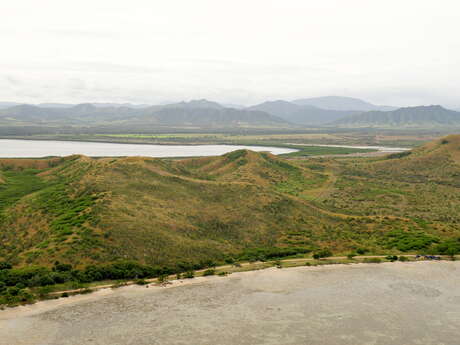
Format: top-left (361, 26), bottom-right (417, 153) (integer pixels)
top-left (0, 127), bottom-right (446, 148)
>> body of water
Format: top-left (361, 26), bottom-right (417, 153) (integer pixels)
top-left (0, 139), bottom-right (297, 158)
top-left (287, 143), bottom-right (409, 152)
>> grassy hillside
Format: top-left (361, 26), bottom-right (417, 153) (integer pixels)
top-left (313, 135), bottom-right (460, 251)
top-left (1, 137), bottom-right (459, 270)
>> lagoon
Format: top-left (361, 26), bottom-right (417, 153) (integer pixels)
top-left (0, 139), bottom-right (297, 158)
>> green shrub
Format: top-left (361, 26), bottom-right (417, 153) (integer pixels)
top-left (313, 249), bottom-right (332, 259)
top-left (135, 279), bottom-right (148, 285)
top-left (363, 258), bottom-right (382, 263)
top-left (356, 248), bottom-right (368, 255)
top-left (203, 269), bottom-right (215, 276)
top-left (384, 230), bottom-right (439, 251)
top-left (183, 271), bottom-right (195, 279)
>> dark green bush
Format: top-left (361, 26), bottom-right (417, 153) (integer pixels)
top-left (356, 248), bottom-right (368, 255)
top-left (313, 249), bottom-right (332, 259)
top-left (135, 279), bottom-right (148, 285)
top-left (203, 269), bottom-right (215, 276)
top-left (183, 271), bottom-right (195, 279)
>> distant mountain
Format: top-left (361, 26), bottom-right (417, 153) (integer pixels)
top-left (162, 99), bottom-right (224, 110)
top-left (36, 102), bottom-right (151, 109)
top-left (292, 96), bottom-right (395, 112)
top-left (37, 103), bottom-right (75, 108)
top-left (0, 99), bottom-right (290, 128)
top-left (330, 105), bottom-right (460, 127)
top-left (222, 103), bottom-right (245, 109)
top-left (248, 100), bottom-right (359, 125)
top-left (0, 102), bottom-right (24, 109)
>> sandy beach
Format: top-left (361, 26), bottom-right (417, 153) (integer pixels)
top-left (1, 261), bottom-right (459, 345)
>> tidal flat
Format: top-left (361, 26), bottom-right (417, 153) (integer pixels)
top-left (1, 261), bottom-right (459, 345)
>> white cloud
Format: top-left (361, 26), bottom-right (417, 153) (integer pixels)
top-left (1, 0), bottom-right (459, 107)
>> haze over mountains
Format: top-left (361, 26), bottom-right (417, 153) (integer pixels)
top-left (331, 105), bottom-right (460, 127)
top-left (0, 100), bottom-right (287, 128)
top-left (1, 96), bottom-right (460, 129)
top-left (292, 96), bottom-right (396, 112)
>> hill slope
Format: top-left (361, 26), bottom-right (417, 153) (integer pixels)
top-left (0, 153), bottom-right (337, 267)
top-left (331, 105), bottom-right (460, 127)
top-left (1, 138), bottom-right (459, 268)
top-left (319, 135), bottom-right (460, 241)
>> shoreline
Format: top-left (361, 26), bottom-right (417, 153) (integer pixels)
top-left (0, 260), bottom-right (451, 320)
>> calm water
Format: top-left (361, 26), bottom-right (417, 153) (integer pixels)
top-left (287, 143), bottom-right (409, 152)
top-left (0, 139), bottom-right (297, 158)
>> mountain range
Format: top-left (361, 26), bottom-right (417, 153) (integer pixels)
top-left (0, 100), bottom-right (288, 128)
top-left (1, 97), bottom-right (460, 129)
top-left (292, 96), bottom-right (396, 112)
top-left (331, 105), bottom-right (460, 127)
top-left (248, 100), bottom-right (361, 125)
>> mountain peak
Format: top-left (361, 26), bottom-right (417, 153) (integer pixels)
top-left (292, 96), bottom-right (395, 111)
top-left (183, 99), bottom-right (224, 109)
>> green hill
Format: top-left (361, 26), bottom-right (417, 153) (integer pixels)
top-left (319, 135), bottom-right (460, 241)
top-left (1, 139), bottom-right (459, 270)
top-left (0, 153), bottom-right (335, 267)
top-left (2, 137), bottom-right (460, 306)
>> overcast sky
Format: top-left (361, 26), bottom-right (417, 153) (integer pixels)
top-left (1, 0), bottom-right (459, 107)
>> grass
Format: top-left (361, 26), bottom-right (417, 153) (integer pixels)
top-left (0, 135), bottom-right (459, 270)
top-left (279, 146), bottom-right (375, 158)
top-left (0, 168), bottom-right (48, 215)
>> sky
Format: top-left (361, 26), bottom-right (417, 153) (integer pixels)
top-left (1, 0), bottom-right (459, 107)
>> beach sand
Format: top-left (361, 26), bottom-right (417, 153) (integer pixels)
top-left (1, 261), bottom-right (459, 345)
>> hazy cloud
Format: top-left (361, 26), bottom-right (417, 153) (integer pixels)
top-left (1, 0), bottom-right (459, 107)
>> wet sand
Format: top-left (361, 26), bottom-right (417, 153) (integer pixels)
top-left (1, 261), bottom-right (459, 345)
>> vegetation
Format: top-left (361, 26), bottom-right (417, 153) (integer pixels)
top-left (1, 135), bottom-right (460, 306)
top-left (203, 269), bottom-right (216, 276)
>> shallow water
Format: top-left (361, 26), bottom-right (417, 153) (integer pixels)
top-left (287, 142), bottom-right (409, 152)
top-left (0, 139), bottom-right (297, 158)
top-left (1, 262), bottom-right (459, 345)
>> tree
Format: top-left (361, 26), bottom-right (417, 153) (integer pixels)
top-left (0, 262), bottom-right (12, 270)
top-left (313, 249), bottom-right (332, 259)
